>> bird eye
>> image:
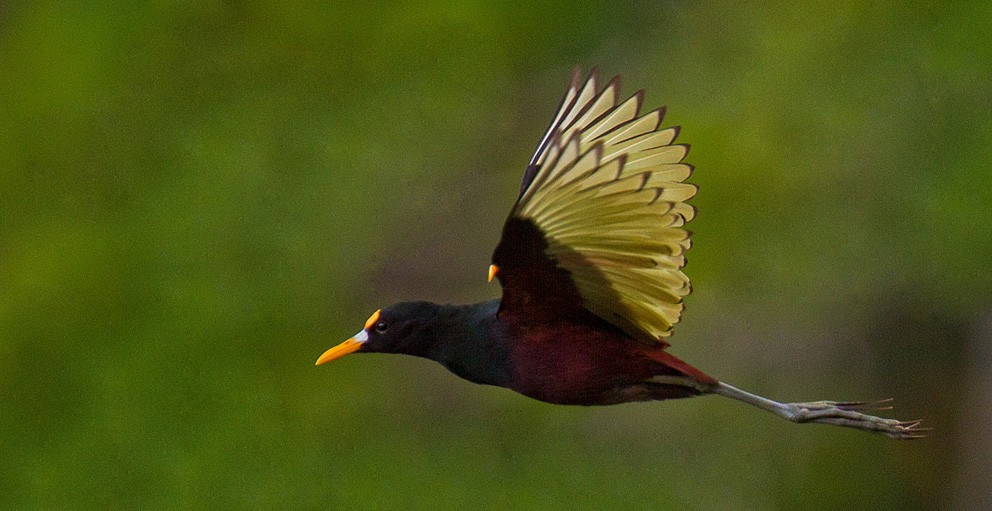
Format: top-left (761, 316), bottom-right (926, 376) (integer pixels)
top-left (374, 321), bottom-right (388, 333)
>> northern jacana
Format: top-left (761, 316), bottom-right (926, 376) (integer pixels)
top-left (317, 69), bottom-right (923, 439)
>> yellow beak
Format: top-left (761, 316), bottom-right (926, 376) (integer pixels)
top-left (488, 264), bottom-right (499, 283)
top-left (315, 334), bottom-right (366, 365)
top-left (315, 309), bottom-right (381, 366)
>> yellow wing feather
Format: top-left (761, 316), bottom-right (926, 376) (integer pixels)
top-left (512, 70), bottom-right (696, 343)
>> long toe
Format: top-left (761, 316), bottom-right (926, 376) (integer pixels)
top-left (785, 401), bottom-right (927, 440)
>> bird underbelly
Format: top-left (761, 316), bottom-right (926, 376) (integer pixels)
top-left (506, 327), bottom-right (713, 406)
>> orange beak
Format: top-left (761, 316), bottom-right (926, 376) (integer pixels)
top-left (315, 309), bottom-right (381, 366)
top-left (315, 335), bottom-right (365, 365)
top-left (488, 264), bottom-right (499, 283)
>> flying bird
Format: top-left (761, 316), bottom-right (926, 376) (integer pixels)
top-left (317, 69), bottom-right (923, 439)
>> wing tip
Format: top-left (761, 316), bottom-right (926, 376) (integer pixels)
top-left (585, 66), bottom-right (601, 91)
top-left (604, 74), bottom-right (622, 102)
top-left (570, 66), bottom-right (583, 89)
top-left (631, 89), bottom-right (645, 115)
top-left (686, 202), bottom-right (699, 221)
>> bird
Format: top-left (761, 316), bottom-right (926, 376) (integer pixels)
top-left (316, 68), bottom-right (924, 439)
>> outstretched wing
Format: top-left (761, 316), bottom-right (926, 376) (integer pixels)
top-left (491, 68), bottom-right (695, 344)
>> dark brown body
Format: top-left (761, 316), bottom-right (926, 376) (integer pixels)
top-left (363, 301), bottom-right (717, 407)
top-left (487, 217), bottom-right (717, 405)
top-left (504, 317), bottom-right (717, 405)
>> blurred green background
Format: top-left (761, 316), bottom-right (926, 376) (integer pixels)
top-left (2, 1), bottom-right (990, 509)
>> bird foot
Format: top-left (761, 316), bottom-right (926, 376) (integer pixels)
top-left (783, 399), bottom-right (928, 439)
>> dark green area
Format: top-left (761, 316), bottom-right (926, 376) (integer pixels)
top-left (2, 1), bottom-right (989, 509)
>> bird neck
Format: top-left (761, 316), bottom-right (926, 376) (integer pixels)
top-left (416, 300), bottom-right (513, 388)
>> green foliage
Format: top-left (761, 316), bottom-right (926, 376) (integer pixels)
top-left (2, 1), bottom-right (988, 508)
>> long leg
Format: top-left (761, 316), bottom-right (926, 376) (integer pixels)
top-left (712, 381), bottom-right (927, 440)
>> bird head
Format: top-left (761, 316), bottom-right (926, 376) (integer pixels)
top-left (315, 302), bottom-right (438, 364)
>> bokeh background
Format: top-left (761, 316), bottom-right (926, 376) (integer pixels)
top-left (2, 1), bottom-right (990, 509)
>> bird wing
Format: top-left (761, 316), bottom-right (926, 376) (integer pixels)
top-left (491, 68), bottom-right (695, 344)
